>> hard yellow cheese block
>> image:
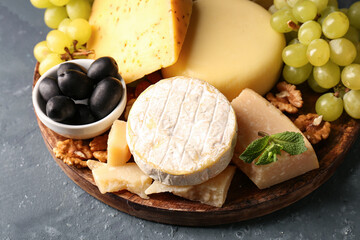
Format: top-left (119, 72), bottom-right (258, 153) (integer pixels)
top-left (162, 0), bottom-right (285, 101)
top-left (87, 0), bottom-right (192, 83)
top-left (87, 160), bottom-right (152, 199)
top-left (145, 166), bottom-right (236, 207)
top-left (107, 120), bottom-right (131, 166)
top-left (231, 89), bottom-right (319, 189)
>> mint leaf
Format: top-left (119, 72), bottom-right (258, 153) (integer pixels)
top-left (271, 131), bottom-right (307, 155)
top-left (255, 143), bottom-right (283, 165)
top-left (239, 131), bottom-right (308, 165)
top-left (239, 136), bottom-right (270, 163)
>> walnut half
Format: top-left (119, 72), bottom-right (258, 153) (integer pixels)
top-left (266, 81), bottom-right (303, 114)
top-left (294, 113), bottom-right (331, 144)
top-left (53, 139), bottom-right (93, 168)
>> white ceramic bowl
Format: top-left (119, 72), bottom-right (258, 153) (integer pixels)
top-left (32, 59), bottom-right (127, 139)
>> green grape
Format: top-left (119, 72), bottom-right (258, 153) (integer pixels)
top-left (270, 8), bottom-right (298, 33)
top-left (329, 38), bottom-right (357, 66)
top-left (282, 43), bottom-right (308, 67)
top-left (317, 6), bottom-right (337, 25)
top-left (268, 5), bottom-right (278, 14)
top-left (58, 18), bottom-right (71, 33)
top-left (307, 73), bottom-right (329, 93)
top-left (33, 41), bottom-right (51, 62)
top-left (309, 0), bottom-right (328, 14)
top-left (315, 92), bottom-right (343, 121)
top-left (274, 0), bottom-right (289, 10)
top-left (44, 6), bottom-right (68, 29)
top-left (322, 11), bottom-right (349, 39)
top-left (343, 26), bottom-right (360, 46)
top-left (306, 39), bottom-right (330, 66)
top-left (343, 90), bottom-right (360, 119)
top-left (298, 21), bottom-right (322, 45)
top-left (283, 63), bottom-right (313, 84)
top-left (30, 0), bottom-right (54, 8)
top-left (46, 30), bottom-right (72, 54)
top-left (341, 64), bottom-right (360, 90)
top-left (66, 0), bottom-right (91, 20)
top-left (288, 38), bottom-right (300, 45)
top-left (66, 18), bottom-right (92, 45)
top-left (348, 2), bottom-right (360, 29)
top-left (287, 0), bottom-right (302, 8)
top-left (49, 0), bottom-right (70, 6)
top-left (292, 0), bottom-right (318, 22)
top-left (313, 61), bottom-right (340, 88)
top-left (39, 53), bottom-right (64, 75)
top-left (327, 0), bottom-right (339, 8)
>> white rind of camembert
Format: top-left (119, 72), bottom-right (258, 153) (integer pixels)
top-left (126, 76), bottom-right (237, 186)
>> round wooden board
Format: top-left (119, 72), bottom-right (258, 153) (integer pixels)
top-left (33, 62), bottom-right (360, 226)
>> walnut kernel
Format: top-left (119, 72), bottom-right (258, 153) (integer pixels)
top-left (294, 113), bottom-right (331, 144)
top-left (266, 81), bottom-right (303, 113)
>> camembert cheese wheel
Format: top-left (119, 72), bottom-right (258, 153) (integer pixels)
top-left (162, 0), bottom-right (285, 101)
top-left (126, 77), bottom-right (237, 186)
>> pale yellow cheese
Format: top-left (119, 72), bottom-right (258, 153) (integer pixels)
top-left (231, 89), bottom-right (319, 189)
top-left (126, 77), bottom-right (237, 186)
top-left (162, 0), bottom-right (285, 101)
top-left (87, 0), bottom-right (192, 83)
top-left (145, 166), bottom-right (236, 207)
top-left (87, 160), bottom-right (152, 199)
top-left (107, 120), bottom-right (131, 166)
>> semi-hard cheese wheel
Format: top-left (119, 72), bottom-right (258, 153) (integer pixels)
top-left (162, 0), bottom-right (285, 101)
top-left (87, 0), bottom-right (192, 84)
top-left (126, 77), bottom-right (237, 186)
top-left (231, 89), bottom-right (319, 189)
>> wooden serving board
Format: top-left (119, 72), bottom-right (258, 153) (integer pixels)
top-left (33, 62), bottom-right (360, 226)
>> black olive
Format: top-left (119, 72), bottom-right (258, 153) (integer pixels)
top-left (38, 76), bottom-right (62, 102)
top-left (87, 57), bottom-right (119, 83)
top-left (57, 62), bottom-right (87, 77)
top-left (66, 104), bottom-right (97, 125)
top-left (46, 96), bottom-right (76, 122)
top-left (58, 69), bottom-right (93, 100)
top-left (89, 77), bottom-right (123, 119)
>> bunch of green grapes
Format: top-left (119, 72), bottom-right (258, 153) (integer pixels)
top-left (31, 0), bottom-right (94, 75)
top-left (270, 0), bottom-right (360, 121)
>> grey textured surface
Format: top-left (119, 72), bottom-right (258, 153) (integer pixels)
top-left (0, 0), bottom-right (359, 239)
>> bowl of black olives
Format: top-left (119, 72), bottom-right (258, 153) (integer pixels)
top-left (32, 57), bottom-right (127, 139)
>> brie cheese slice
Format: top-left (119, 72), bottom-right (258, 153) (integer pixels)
top-left (127, 77), bottom-right (237, 185)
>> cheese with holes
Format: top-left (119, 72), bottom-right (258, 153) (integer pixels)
top-left (145, 165), bottom-right (236, 207)
top-left (87, 0), bottom-right (192, 83)
top-left (231, 89), bottom-right (319, 189)
top-left (87, 160), bottom-right (152, 199)
top-left (162, 0), bottom-right (285, 101)
top-left (107, 120), bottom-right (131, 166)
top-left (126, 76), bottom-right (237, 186)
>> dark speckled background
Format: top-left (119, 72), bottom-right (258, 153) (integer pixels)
top-left (0, 0), bottom-right (359, 239)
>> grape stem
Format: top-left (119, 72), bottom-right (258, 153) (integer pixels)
top-left (287, 20), bottom-right (300, 31)
top-left (61, 40), bottom-right (94, 61)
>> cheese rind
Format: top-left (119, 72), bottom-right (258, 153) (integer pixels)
top-left (107, 120), bottom-right (131, 166)
top-left (145, 166), bottom-right (236, 207)
top-left (87, 0), bottom-right (192, 83)
top-left (231, 89), bottom-right (319, 189)
top-left (126, 77), bottom-right (237, 186)
top-left (87, 160), bottom-right (152, 199)
top-left (162, 0), bottom-right (285, 101)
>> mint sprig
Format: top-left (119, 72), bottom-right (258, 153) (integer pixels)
top-left (239, 131), bottom-right (307, 165)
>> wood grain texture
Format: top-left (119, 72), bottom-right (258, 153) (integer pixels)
top-left (33, 63), bottom-right (360, 226)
